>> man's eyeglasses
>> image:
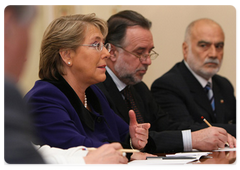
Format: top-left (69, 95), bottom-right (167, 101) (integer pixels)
top-left (80, 42), bottom-right (111, 52)
top-left (115, 45), bottom-right (159, 62)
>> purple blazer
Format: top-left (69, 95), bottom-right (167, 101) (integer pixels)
top-left (24, 76), bottom-right (129, 149)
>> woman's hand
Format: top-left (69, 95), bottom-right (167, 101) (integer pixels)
top-left (84, 143), bottom-right (128, 164)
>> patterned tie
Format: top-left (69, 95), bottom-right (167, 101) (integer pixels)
top-left (121, 86), bottom-right (144, 123)
top-left (204, 82), bottom-right (215, 112)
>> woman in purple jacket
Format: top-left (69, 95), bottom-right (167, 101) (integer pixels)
top-left (24, 14), bottom-right (150, 152)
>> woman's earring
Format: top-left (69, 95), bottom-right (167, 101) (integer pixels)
top-left (68, 62), bottom-right (71, 65)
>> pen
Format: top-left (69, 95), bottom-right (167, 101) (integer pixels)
top-left (201, 116), bottom-right (230, 147)
top-left (82, 147), bottom-right (140, 153)
top-left (201, 116), bottom-right (212, 127)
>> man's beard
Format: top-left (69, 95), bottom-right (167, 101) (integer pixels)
top-left (114, 58), bottom-right (146, 85)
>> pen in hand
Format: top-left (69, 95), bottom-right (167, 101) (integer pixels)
top-left (201, 116), bottom-right (230, 147)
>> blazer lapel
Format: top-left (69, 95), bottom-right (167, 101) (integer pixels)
top-left (102, 72), bottom-right (130, 123)
top-left (212, 78), bottom-right (225, 123)
top-left (179, 61), bottom-right (216, 122)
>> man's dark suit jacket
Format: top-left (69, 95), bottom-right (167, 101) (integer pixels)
top-left (4, 78), bottom-right (45, 164)
top-left (151, 61), bottom-right (236, 137)
top-left (97, 71), bottom-right (208, 153)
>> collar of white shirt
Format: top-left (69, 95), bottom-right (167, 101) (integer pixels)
top-left (184, 60), bottom-right (212, 88)
top-left (106, 66), bottom-right (127, 92)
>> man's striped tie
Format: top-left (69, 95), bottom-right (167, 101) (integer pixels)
top-left (204, 82), bottom-right (215, 112)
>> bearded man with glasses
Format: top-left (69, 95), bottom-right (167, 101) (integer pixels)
top-left (97, 10), bottom-right (236, 154)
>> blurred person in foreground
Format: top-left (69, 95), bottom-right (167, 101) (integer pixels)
top-left (151, 18), bottom-right (236, 137)
top-left (4, 5), bottom-right (44, 163)
top-left (24, 13), bottom-right (151, 160)
top-left (96, 10), bottom-right (236, 154)
top-left (4, 5), bottom-right (128, 164)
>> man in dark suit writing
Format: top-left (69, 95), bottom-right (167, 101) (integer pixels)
top-left (151, 18), bottom-right (236, 137)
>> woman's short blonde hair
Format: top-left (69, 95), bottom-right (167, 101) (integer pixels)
top-left (39, 13), bottom-right (108, 80)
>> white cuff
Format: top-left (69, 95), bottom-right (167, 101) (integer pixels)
top-left (181, 129), bottom-right (192, 151)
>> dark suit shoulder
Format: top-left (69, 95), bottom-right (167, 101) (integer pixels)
top-left (4, 79), bottom-right (44, 163)
top-left (151, 62), bottom-right (186, 92)
top-left (213, 74), bottom-right (234, 91)
top-left (5, 78), bottom-right (23, 101)
top-left (134, 81), bottom-right (159, 104)
top-left (134, 81), bottom-right (149, 92)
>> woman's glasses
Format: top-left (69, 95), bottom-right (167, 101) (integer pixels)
top-left (80, 42), bottom-right (111, 52)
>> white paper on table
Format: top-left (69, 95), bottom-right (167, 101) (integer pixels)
top-left (128, 158), bottom-right (196, 165)
top-left (166, 151), bottom-right (211, 160)
top-left (213, 146), bottom-right (236, 151)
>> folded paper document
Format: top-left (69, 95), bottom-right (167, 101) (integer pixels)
top-left (129, 152), bottom-right (212, 165)
top-left (165, 152), bottom-right (211, 160)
